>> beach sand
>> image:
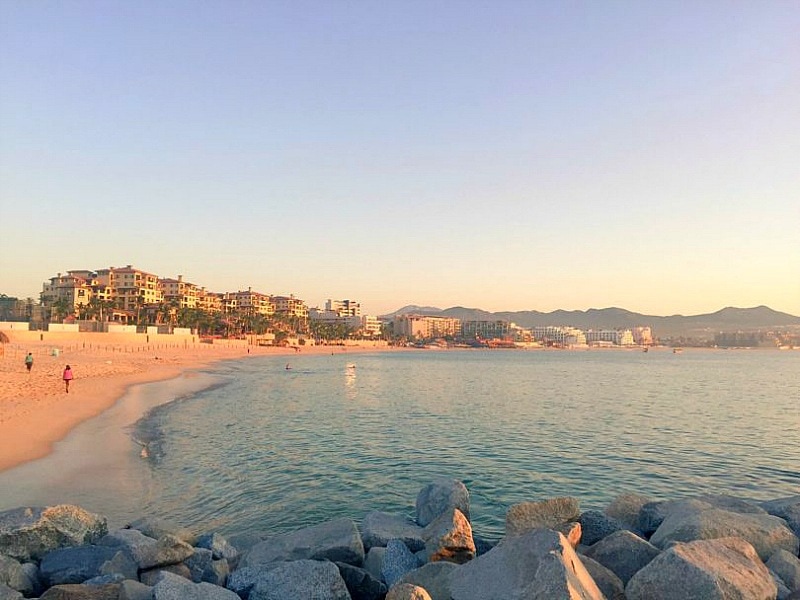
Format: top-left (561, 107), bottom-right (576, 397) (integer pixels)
top-left (0, 331), bottom-right (391, 473)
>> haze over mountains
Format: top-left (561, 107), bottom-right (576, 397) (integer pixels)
top-left (382, 305), bottom-right (800, 338)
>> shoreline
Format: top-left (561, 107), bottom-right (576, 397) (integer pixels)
top-left (0, 331), bottom-right (398, 474)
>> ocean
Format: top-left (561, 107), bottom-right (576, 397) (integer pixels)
top-left (1, 348), bottom-right (798, 541)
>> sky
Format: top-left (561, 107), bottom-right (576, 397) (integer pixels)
top-left (1, 1), bottom-right (799, 317)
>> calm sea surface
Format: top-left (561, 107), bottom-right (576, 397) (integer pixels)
top-left (2, 349), bottom-right (798, 540)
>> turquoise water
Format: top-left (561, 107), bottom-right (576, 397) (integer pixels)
top-left (2, 349), bottom-right (798, 540)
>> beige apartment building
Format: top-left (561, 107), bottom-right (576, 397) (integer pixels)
top-left (227, 289), bottom-right (275, 316)
top-left (393, 314), bottom-right (461, 339)
top-left (160, 275), bottom-right (200, 309)
top-left (95, 266), bottom-right (162, 311)
top-left (273, 295), bottom-right (308, 319)
top-left (41, 271), bottom-right (94, 310)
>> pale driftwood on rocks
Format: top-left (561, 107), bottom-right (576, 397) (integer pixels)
top-left (398, 561), bottom-right (458, 600)
top-left (626, 537), bottom-right (777, 600)
top-left (361, 511), bottom-right (426, 552)
top-left (422, 508), bottom-right (475, 564)
top-left (554, 521), bottom-right (582, 549)
top-left (505, 497), bottom-right (580, 537)
top-left (0, 506), bottom-right (108, 562)
top-left (246, 559), bottom-right (352, 600)
top-left (382, 539), bottom-right (421, 588)
top-left (650, 507), bottom-right (800, 561)
top-left (450, 528), bottom-right (604, 600)
top-left (767, 549), bottom-right (800, 593)
top-left (416, 479), bottom-right (470, 527)
top-left (241, 517), bottom-right (364, 567)
top-left (386, 582), bottom-right (433, 600)
top-left (584, 530), bottom-right (660, 584)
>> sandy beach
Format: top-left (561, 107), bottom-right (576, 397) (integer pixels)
top-left (0, 330), bottom-right (392, 473)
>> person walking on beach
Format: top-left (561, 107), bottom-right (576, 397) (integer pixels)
top-left (24, 352), bottom-right (33, 373)
top-left (62, 365), bottom-right (73, 393)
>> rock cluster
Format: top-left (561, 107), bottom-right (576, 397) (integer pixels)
top-left (1, 483), bottom-right (798, 599)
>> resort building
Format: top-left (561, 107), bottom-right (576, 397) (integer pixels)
top-left (159, 275), bottom-right (201, 309)
top-left (392, 314), bottom-right (461, 340)
top-left (226, 289), bottom-right (274, 316)
top-left (461, 320), bottom-right (511, 340)
top-left (632, 326), bottom-right (654, 346)
top-left (532, 326), bottom-right (587, 347)
top-left (325, 299), bottom-right (361, 317)
top-left (196, 289), bottom-right (223, 313)
top-left (41, 271), bottom-right (95, 312)
top-left (585, 329), bottom-right (635, 346)
top-left (94, 266), bottom-right (162, 311)
top-left (273, 295), bottom-right (309, 319)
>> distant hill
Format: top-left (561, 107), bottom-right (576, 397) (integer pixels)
top-left (383, 305), bottom-right (800, 338)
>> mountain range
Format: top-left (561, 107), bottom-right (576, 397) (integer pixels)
top-left (382, 305), bottom-right (800, 338)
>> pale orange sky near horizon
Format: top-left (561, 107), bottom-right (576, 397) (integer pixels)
top-left (2, 2), bottom-right (799, 318)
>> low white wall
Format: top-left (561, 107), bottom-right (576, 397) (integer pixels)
top-left (173, 327), bottom-right (193, 336)
top-left (107, 325), bottom-right (137, 334)
top-left (0, 322), bottom-right (30, 331)
top-left (47, 323), bottom-right (79, 333)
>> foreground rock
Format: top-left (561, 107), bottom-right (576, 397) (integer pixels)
top-left (361, 512), bottom-right (425, 552)
top-left (246, 560), bottom-right (351, 600)
top-left (422, 509), bottom-right (475, 564)
top-left (0, 506), bottom-right (108, 562)
top-left (650, 507), bottom-right (799, 560)
top-left (505, 497), bottom-right (580, 537)
top-left (450, 528), bottom-right (603, 600)
top-left (584, 530), bottom-right (660, 585)
top-left (241, 517), bottom-right (364, 567)
top-left (416, 480), bottom-right (470, 527)
top-left (626, 537), bottom-right (777, 600)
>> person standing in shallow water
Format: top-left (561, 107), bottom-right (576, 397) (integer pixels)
top-left (24, 352), bottom-right (33, 373)
top-left (62, 365), bottom-right (73, 393)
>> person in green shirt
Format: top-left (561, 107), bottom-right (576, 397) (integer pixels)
top-left (24, 352), bottom-right (33, 373)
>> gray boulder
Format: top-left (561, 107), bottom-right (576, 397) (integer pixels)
top-left (767, 549), bottom-right (800, 592)
top-left (184, 548), bottom-right (229, 586)
top-left (605, 492), bottom-right (651, 532)
top-left (650, 507), bottom-right (799, 560)
top-left (195, 533), bottom-right (238, 564)
top-left (398, 562), bottom-right (458, 600)
top-left (247, 559), bottom-right (352, 600)
top-left (579, 510), bottom-right (622, 546)
top-left (119, 579), bottom-right (154, 600)
top-left (39, 583), bottom-right (121, 599)
top-left (638, 498), bottom-right (716, 537)
top-left (0, 583), bottom-right (22, 600)
top-left (225, 565), bottom-right (280, 598)
top-left (0, 553), bottom-right (39, 595)
top-left (578, 554), bottom-right (625, 600)
top-left (336, 562), bottom-right (387, 600)
top-left (386, 583), bottom-right (432, 600)
top-left (626, 537), bottom-right (777, 600)
top-left (241, 518), bottom-right (364, 567)
top-left (0, 506), bottom-right (108, 562)
top-left (99, 530), bottom-right (194, 570)
top-left (450, 528), bottom-right (604, 600)
top-left (775, 573), bottom-right (792, 600)
top-left (416, 480), bottom-right (470, 527)
top-left (505, 497), bottom-right (580, 537)
top-left (361, 512), bottom-right (425, 552)
top-left (40, 545), bottom-right (136, 586)
top-left (584, 530), bottom-right (660, 584)
top-left (762, 497), bottom-right (800, 539)
top-left (126, 518), bottom-right (196, 546)
top-left (152, 570), bottom-right (239, 600)
top-left (422, 508), bottom-right (475, 564)
top-left (382, 540), bottom-right (421, 589)
top-left (363, 546), bottom-right (386, 583)
top-left (139, 564), bottom-right (192, 587)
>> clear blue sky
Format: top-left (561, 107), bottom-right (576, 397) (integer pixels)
top-left (2, 1), bottom-right (798, 316)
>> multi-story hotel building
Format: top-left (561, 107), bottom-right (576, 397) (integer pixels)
top-left (585, 329), bottom-right (635, 346)
top-left (273, 295), bottom-right (308, 319)
top-left (226, 289), bottom-right (274, 316)
top-left (94, 266), bottom-right (162, 311)
top-left (159, 275), bottom-right (200, 309)
top-left (393, 314), bottom-right (461, 339)
top-left (325, 299), bottom-right (361, 317)
top-left (533, 326), bottom-right (587, 346)
top-left (41, 271), bottom-right (95, 311)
